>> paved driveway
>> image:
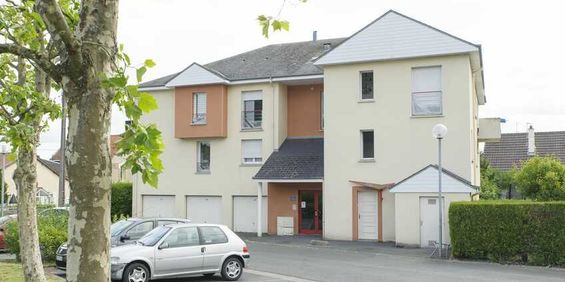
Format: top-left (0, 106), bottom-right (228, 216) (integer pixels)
top-left (243, 235), bottom-right (565, 282)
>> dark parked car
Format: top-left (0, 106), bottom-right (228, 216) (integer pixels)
top-left (55, 217), bottom-right (190, 270)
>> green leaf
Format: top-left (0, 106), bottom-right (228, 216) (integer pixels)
top-left (138, 92), bottom-right (158, 113)
top-left (279, 20), bottom-right (289, 31)
top-left (136, 66), bottom-right (147, 83)
top-left (144, 59), bottom-right (156, 68)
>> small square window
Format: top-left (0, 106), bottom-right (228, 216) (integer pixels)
top-left (360, 71), bottom-right (374, 100)
top-left (361, 130), bottom-right (374, 159)
top-left (242, 140), bottom-right (262, 164)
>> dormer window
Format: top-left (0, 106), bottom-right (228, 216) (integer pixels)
top-left (192, 92), bottom-right (207, 124)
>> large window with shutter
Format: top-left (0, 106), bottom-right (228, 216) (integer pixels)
top-left (242, 140), bottom-right (262, 164)
top-left (192, 92), bottom-right (207, 124)
top-left (241, 91), bottom-right (263, 129)
top-left (411, 66), bottom-right (442, 116)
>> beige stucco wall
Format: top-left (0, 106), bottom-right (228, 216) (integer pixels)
top-left (394, 193), bottom-right (471, 246)
top-left (133, 83), bottom-right (283, 227)
top-left (323, 54), bottom-right (477, 240)
top-left (4, 161), bottom-right (70, 205)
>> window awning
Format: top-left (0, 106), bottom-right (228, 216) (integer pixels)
top-left (349, 180), bottom-right (394, 190)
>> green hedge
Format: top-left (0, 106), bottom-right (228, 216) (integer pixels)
top-left (5, 215), bottom-right (68, 262)
top-left (111, 182), bottom-right (132, 217)
top-left (449, 200), bottom-right (565, 266)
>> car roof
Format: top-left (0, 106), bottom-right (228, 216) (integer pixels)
top-left (167, 223), bottom-right (226, 229)
top-left (126, 217), bottom-right (190, 222)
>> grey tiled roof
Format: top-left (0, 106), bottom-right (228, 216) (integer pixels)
top-left (254, 138), bottom-right (323, 180)
top-left (37, 158), bottom-right (62, 177)
top-left (139, 38), bottom-right (345, 88)
top-left (483, 131), bottom-right (565, 171)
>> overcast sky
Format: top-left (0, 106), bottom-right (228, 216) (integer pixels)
top-left (36, 0), bottom-right (565, 158)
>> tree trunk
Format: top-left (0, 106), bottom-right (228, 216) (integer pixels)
top-left (65, 88), bottom-right (113, 282)
top-left (13, 146), bottom-right (47, 282)
top-left (62, 1), bottom-right (119, 281)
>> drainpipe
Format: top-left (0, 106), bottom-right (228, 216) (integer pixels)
top-left (270, 75), bottom-right (277, 151)
top-left (257, 182), bottom-right (263, 237)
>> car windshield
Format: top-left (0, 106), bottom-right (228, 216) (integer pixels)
top-left (110, 220), bottom-right (134, 236)
top-left (137, 226), bottom-right (171, 246)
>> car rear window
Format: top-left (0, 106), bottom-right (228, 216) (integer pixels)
top-left (199, 226), bottom-right (228, 245)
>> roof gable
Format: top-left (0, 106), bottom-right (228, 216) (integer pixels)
top-left (165, 63), bottom-right (228, 87)
top-left (315, 10), bottom-right (479, 66)
top-left (389, 165), bottom-right (476, 193)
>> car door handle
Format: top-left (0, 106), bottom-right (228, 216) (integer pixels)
top-left (201, 247), bottom-right (206, 253)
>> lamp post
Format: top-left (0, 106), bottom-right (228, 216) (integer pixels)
top-left (1, 143), bottom-right (7, 217)
top-left (432, 124), bottom-right (447, 258)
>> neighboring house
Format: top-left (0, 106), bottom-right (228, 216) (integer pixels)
top-left (483, 125), bottom-right (565, 170)
top-left (4, 158), bottom-right (70, 205)
top-left (133, 10), bottom-right (499, 247)
top-left (51, 134), bottom-right (132, 183)
top-left (483, 126), bottom-right (565, 199)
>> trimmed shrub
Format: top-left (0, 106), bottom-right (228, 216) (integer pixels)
top-left (111, 182), bottom-right (132, 217)
top-left (449, 200), bottom-right (565, 266)
top-left (5, 214), bottom-right (68, 262)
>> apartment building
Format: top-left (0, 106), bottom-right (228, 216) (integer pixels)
top-left (133, 10), bottom-right (499, 247)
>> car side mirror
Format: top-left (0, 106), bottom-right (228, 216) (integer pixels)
top-left (120, 234), bottom-right (130, 242)
top-left (158, 242), bottom-right (169, 250)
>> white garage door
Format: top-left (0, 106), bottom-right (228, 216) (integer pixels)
top-left (233, 196), bottom-right (267, 233)
top-left (358, 191), bottom-right (378, 240)
top-left (142, 195), bottom-right (175, 218)
top-left (187, 196), bottom-right (222, 224)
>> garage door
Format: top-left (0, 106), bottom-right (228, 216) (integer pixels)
top-left (358, 191), bottom-right (378, 240)
top-left (233, 196), bottom-right (267, 233)
top-left (142, 195), bottom-right (175, 218)
top-left (187, 196), bottom-right (222, 224)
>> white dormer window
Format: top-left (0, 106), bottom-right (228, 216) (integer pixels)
top-left (192, 92), bottom-right (207, 124)
top-left (411, 66), bottom-right (442, 116)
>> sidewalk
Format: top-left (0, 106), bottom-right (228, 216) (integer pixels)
top-left (239, 233), bottom-right (430, 258)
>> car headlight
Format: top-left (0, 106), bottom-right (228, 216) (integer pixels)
top-left (110, 257), bottom-right (120, 264)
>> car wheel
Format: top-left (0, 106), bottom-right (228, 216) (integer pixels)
top-left (122, 262), bottom-right (149, 282)
top-left (221, 257), bottom-right (243, 281)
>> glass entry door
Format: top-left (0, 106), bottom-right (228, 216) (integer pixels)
top-left (299, 191), bottom-right (322, 234)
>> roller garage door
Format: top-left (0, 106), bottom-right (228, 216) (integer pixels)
top-left (233, 196), bottom-right (267, 233)
top-left (142, 195), bottom-right (175, 217)
top-left (186, 196), bottom-right (223, 224)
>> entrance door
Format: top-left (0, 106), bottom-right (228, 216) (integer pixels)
top-left (420, 197), bottom-right (445, 248)
top-left (358, 191), bottom-right (378, 240)
top-left (299, 191), bottom-right (322, 234)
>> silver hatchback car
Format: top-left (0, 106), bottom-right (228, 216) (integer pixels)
top-left (110, 223), bottom-right (250, 282)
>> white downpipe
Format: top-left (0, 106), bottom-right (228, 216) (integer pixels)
top-left (257, 182), bottom-right (263, 237)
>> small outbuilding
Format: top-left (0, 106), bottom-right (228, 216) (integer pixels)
top-left (389, 165), bottom-right (477, 248)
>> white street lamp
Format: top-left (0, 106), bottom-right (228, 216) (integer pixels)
top-left (432, 124), bottom-right (447, 258)
top-left (0, 142), bottom-right (8, 217)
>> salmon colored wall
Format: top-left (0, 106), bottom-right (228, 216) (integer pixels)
top-left (175, 84), bottom-right (228, 138)
top-left (287, 84), bottom-right (323, 137)
top-left (267, 182), bottom-right (322, 235)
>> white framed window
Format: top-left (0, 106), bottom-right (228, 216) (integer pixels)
top-left (411, 66), bottom-right (442, 116)
top-left (192, 92), bottom-right (207, 124)
top-left (242, 139), bottom-right (262, 164)
top-left (197, 141), bottom-right (210, 172)
top-left (360, 71), bottom-right (374, 100)
top-left (360, 130), bottom-right (374, 159)
top-left (242, 91), bottom-right (263, 129)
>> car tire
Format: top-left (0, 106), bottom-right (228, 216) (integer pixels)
top-left (122, 262), bottom-right (149, 282)
top-left (221, 257), bottom-right (243, 281)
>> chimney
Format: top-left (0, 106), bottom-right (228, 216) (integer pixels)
top-left (527, 125), bottom-right (536, 156)
top-left (312, 31), bottom-right (317, 42)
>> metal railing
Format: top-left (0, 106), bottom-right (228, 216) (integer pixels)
top-left (242, 110), bottom-right (262, 129)
top-left (192, 113), bottom-right (207, 124)
top-left (196, 161), bottom-right (210, 172)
